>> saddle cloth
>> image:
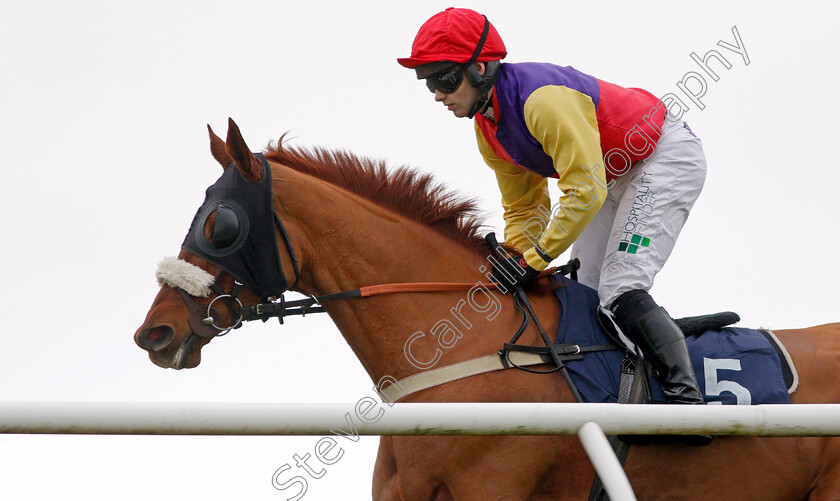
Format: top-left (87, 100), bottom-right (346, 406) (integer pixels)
top-left (550, 275), bottom-right (794, 405)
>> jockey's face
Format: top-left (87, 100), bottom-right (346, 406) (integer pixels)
top-left (433, 62), bottom-right (484, 118)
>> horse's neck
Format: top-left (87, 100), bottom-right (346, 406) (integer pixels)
top-left (273, 167), bottom-right (492, 382)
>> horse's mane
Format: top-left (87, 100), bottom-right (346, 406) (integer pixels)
top-left (264, 137), bottom-right (489, 254)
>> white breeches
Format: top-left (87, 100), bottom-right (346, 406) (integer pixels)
top-left (571, 115), bottom-right (707, 308)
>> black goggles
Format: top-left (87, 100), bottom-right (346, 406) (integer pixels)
top-left (425, 65), bottom-right (464, 94)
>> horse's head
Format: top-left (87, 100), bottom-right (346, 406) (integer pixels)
top-left (134, 119), bottom-right (298, 369)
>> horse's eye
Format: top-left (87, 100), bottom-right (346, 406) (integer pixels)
top-left (211, 204), bottom-right (240, 249)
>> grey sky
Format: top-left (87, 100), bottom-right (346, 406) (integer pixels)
top-left (0, 1), bottom-right (837, 499)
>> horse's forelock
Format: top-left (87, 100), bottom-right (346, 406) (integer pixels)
top-left (155, 256), bottom-right (215, 297)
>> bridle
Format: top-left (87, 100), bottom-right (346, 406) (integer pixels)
top-left (175, 271), bottom-right (245, 338)
top-left (170, 153), bottom-right (579, 342)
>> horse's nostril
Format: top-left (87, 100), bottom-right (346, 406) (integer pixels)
top-left (138, 325), bottom-right (175, 352)
top-left (146, 329), bottom-right (164, 342)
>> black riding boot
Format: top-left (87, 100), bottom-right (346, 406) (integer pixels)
top-left (627, 306), bottom-right (705, 404)
top-left (611, 289), bottom-right (712, 446)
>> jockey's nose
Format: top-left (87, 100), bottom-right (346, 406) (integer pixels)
top-left (135, 324), bottom-right (175, 352)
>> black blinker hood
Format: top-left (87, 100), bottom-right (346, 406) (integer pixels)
top-left (182, 154), bottom-right (288, 299)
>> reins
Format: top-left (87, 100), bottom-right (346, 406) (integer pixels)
top-left (237, 265), bottom-right (574, 324)
top-left (175, 258), bottom-right (579, 336)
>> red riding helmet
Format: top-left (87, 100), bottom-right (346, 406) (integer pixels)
top-left (397, 7), bottom-right (507, 69)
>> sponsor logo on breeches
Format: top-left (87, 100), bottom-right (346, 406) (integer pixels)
top-left (619, 171), bottom-right (654, 254)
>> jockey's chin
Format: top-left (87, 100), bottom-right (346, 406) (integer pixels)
top-left (434, 79), bottom-right (480, 119)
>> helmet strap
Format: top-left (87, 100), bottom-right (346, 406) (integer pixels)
top-left (464, 16), bottom-right (492, 119)
top-left (465, 16), bottom-right (490, 68)
top-left (467, 87), bottom-right (493, 119)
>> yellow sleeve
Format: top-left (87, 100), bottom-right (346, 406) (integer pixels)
top-left (519, 85), bottom-right (608, 269)
top-left (474, 122), bottom-right (551, 256)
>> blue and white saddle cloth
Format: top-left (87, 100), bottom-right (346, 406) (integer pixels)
top-left (551, 276), bottom-right (796, 405)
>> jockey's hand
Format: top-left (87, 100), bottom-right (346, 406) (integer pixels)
top-left (491, 253), bottom-right (540, 293)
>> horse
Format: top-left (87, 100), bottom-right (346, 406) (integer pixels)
top-left (134, 119), bottom-right (840, 500)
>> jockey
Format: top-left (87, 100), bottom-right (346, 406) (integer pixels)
top-left (398, 7), bottom-right (711, 432)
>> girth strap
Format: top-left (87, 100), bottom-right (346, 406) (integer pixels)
top-left (377, 342), bottom-right (619, 403)
top-left (377, 351), bottom-right (559, 403)
top-left (588, 357), bottom-right (649, 501)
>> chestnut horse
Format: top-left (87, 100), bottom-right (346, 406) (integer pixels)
top-left (135, 119), bottom-right (840, 500)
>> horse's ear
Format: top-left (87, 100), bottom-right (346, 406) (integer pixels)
top-left (208, 124), bottom-right (233, 169)
top-left (224, 118), bottom-right (262, 182)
